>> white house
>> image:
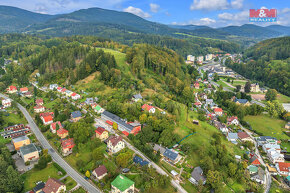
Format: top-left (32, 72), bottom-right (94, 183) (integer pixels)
top-left (34, 105), bottom-right (45, 113)
top-left (2, 98), bottom-right (12, 108)
top-left (267, 150), bottom-right (284, 163)
top-left (71, 93), bottom-right (81, 100)
top-left (107, 135), bottom-right (125, 154)
top-left (49, 84), bottom-right (58, 90)
top-left (205, 54), bottom-right (213, 61)
top-left (227, 116), bottom-right (239, 125)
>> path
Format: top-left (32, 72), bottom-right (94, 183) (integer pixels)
top-left (0, 93), bottom-right (101, 193)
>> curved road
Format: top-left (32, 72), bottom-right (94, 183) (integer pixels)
top-left (0, 93), bottom-right (101, 193)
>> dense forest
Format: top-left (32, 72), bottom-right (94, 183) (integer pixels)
top-left (225, 37), bottom-right (290, 96)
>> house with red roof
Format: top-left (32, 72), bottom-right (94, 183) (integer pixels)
top-left (71, 92), bottom-right (81, 100)
top-left (214, 108), bottom-right (223, 116)
top-left (24, 91), bottom-right (33, 98)
top-left (107, 135), bottom-right (125, 154)
top-left (194, 102), bottom-right (202, 108)
top-left (61, 138), bottom-right (75, 155)
top-left (250, 154), bottom-right (261, 165)
top-left (60, 88), bottom-right (67, 94)
top-left (35, 98), bottom-right (44, 106)
top-left (275, 162), bottom-right (290, 176)
top-left (7, 85), bottom-right (17, 94)
top-left (57, 87), bottom-right (62, 92)
top-left (40, 113), bottom-right (54, 125)
top-left (20, 87), bottom-right (28, 94)
top-left (50, 121), bottom-right (62, 134)
top-left (227, 116), bottom-right (239, 125)
top-left (42, 178), bottom-right (66, 193)
top-left (95, 127), bottom-right (109, 141)
top-left (40, 112), bottom-right (54, 117)
top-left (92, 165), bottom-right (108, 180)
top-left (34, 105), bottom-right (45, 113)
top-left (238, 132), bottom-right (252, 142)
top-left (194, 82), bottom-right (200, 89)
top-left (57, 127), bottom-right (69, 139)
top-left (141, 104), bottom-right (155, 113)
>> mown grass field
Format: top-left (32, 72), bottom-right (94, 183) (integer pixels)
top-left (2, 110), bottom-right (27, 126)
top-left (277, 93), bottom-right (290, 103)
top-left (245, 115), bottom-right (289, 150)
top-left (21, 163), bottom-right (65, 192)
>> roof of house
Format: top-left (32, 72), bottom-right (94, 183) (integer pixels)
top-left (51, 121), bottom-right (62, 130)
top-left (40, 112), bottom-right (54, 117)
top-left (277, 162), bottom-right (290, 172)
top-left (33, 182), bottom-right (45, 192)
top-left (102, 111), bottom-right (134, 132)
top-left (238, 132), bottom-right (250, 139)
top-left (24, 91), bottom-right (32, 96)
top-left (191, 166), bottom-right (206, 183)
top-left (20, 143), bottom-right (38, 155)
top-left (133, 94), bottom-right (142, 99)
top-left (42, 178), bottom-right (64, 193)
top-left (142, 104), bottom-right (155, 111)
top-left (227, 116), bottom-right (238, 122)
top-left (250, 155), bottom-right (260, 164)
top-left (153, 144), bottom-right (166, 155)
top-left (85, 98), bottom-right (94, 103)
top-left (35, 98), bottom-right (43, 103)
top-left (235, 98), bottom-right (249, 104)
top-left (263, 144), bottom-right (280, 150)
top-left (57, 127), bottom-right (68, 135)
top-left (61, 88), bottom-right (67, 92)
top-left (8, 85), bottom-right (17, 90)
top-left (111, 174), bottom-right (134, 192)
top-left (61, 138), bottom-right (75, 149)
top-left (163, 149), bottom-right (179, 161)
top-left (20, 87), bottom-right (28, 92)
top-left (95, 127), bottom-right (107, 135)
top-left (95, 105), bottom-right (102, 111)
top-left (249, 165), bottom-right (258, 173)
top-left (12, 135), bottom-right (29, 143)
top-left (214, 108), bottom-right (223, 112)
top-left (94, 165), bottom-right (107, 177)
top-left (42, 115), bottom-right (53, 123)
top-left (133, 155), bottom-right (149, 166)
top-left (228, 133), bottom-right (238, 140)
top-left (71, 111), bottom-right (82, 118)
top-left (108, 135), bottom-right (123, 147)
top-left (250, 167), bottom-right (265, 181)
top-left (34, 105), bottom-right (45, 109)
top-left (257, 136), bottom-right (278, 142)
top-left (206, 99), bottom-right (213, 102)
top-left (71, 92), bottom-right (77, 96)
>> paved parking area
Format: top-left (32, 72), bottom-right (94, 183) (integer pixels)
top-left (12, 153), bottom-right (36, 173)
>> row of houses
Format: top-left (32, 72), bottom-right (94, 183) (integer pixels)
top-left (0, 124), bottom-right (30, 139)
top-left (51, 85), bottom-right (81, 100)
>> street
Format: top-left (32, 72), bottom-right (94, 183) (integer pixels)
top-left (0, 93), bottom-right (101, 193)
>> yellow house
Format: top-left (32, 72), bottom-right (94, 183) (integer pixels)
top-left (12, 135), bottom-right (31, 150)
top-left (95, 127), bottom-right (109, 141)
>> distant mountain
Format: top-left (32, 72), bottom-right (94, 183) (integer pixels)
top-left (0, 6), bottom-right (54, 33)
top-left (218, 24), bottom-right (283, 38)
top-left (265, 25), bottom-right (290, 36)
top-left (168, 24), bottom-right (209, 30)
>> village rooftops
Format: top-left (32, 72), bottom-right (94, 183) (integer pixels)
top-left (94, 165), bottom-right (107, 177)
top-left (111, 174), bottom-right (134, 192)
top-left (133, 155), bottom-right (149, 166)
top-left (61, 138), bottom-right (75, 149)
top-left (108, 135), bottom-right (123, 147)
top-left (133, 94), bottom-right (142, 99)
top-left (234, 98), bottom-right (249, 104)
top-left (238, 132), bottom-right (250, 139)
top-left (42, 178), bottom-right (64, 193)
top-left (12, 135), bottom-right (29, 143)
top-left (163, 149), bottom-right (179, 161)
top-left (71, 111), bottom-right (82, 118)
top-left (20, 143), bottom-right (38, 155)
top-left (102, 111), bottom-right (134, 132)
top-left (95, 127), bottom-right (107, 135)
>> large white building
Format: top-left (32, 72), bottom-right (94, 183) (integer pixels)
top-left (187, 55), bottom-right (195, 62)
top-left (205, 54), bottom-right (213, 61)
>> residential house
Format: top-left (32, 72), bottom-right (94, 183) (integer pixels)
top-left (196, 56), bottom-right (203, 63)
top-left (65, 90), bottom-right (73, 97)
top-left (2, 98), bottom-right (12, 108)
top-left (256, 136), bottom-right (278, 147)
top-left (133, 155), bottom-right (149, 166)
top-left (34, 105), bottom-right (45, 113)
top-left (187, 55), bottom-right (195, 62)
top-left (285, 122), bottom-right (290, 129)
top-left (85, 98), bottom-right (94, 105)
top-left (194, 102), bottom-right (202, 108)
top-left (94, 105), bottom-right (105, 114)
top-left (60, 88), bottom-right (67, 94)
top-left (267, 150), bottom-right (284, 163)
top-left (250, 83), bottom-right (260, 93)
top-left (214, 108), bottom-right (223, 116)
top-left (238, 132), bottom-right (252, 142)
top-left (248, 165), bottom-right (258, 174)
top-left (71, 111), bottom-right (82, 122)
top-left (189, 166), bottom-right (206, 185)
top-left (35, 98), bottom-right (44, 106)
top-left (40, 114), bottom-right (53, 125)
top-left (42, 178), bottom-right (66, 193)
top-left (61, 138), bottom-right (75, 155)
top-left (7, 85), bottom-right (17, 94)
top-left (132, 94), bottom-right (143, 102)
top-left (71, 93), bottom-right (81, 100)
top-left (107, 135), bottom-right (125, 154)
top-left (227, 132), bottom-right (238, 144)
top-left (92, 165), bottom-right (108, 180)
top-left (57, 128), bottom-right (69, 139)
top-left (262, 144), bottom-right (281, 152)
top-left (214, 121), bottom-right (228, 133)
top-left (227, 116), bottom-right (239, 125)
top-left (32, 182), bottom-right (45, 193)
top-left (57, 87), bottom-right (62, 92)
top-left (111, 174), bottom-right (134, 193)
top-left (194, 82), bottom-right (200, 89)
top-left (153, 144), bottom-right (166, 155)
top-left (234, 98), bottom-right (251, 106)
top-left (12, 135), bottom-right (31, 150)
top-left (250, 155), bottom-right (261, 165)
top-left (101, 111), bottom-right (141, 136)
top-left (20, 87), bottom-right (28, 94)
top-left (141, 104), bottom-right (156, 114)
top-left (205, 54), bottom-right (213, 61)
top-left (163, 149), bottom-right (182, 164)
top-left (250, 167), bottom-right (265, 184)
top-left (19, 143), bottom-right (39, 162)
top-left (49, 84), bottom-right (58, 90)
top-left (205, 99), bottom-right (213, 106)
top-left (95, 127), bottom-right (109, 141)
top-left (50, 121), bottom-right (62, 134)
top-left (275, 162), bottom-right (290, 176)
top-left (24, 91), bottom-right (33, 98)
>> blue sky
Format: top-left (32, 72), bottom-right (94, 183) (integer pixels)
top-left (1, 0), bottom-right (290, 27)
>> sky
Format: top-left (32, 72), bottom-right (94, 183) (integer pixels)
top-left (1, 0), bottom-right (290, 27)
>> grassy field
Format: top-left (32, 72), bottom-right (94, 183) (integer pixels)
top-left (245, 115), bottom-right (289, 150)
top-left (2, 110), bottom-right (27, 126)
top-left (61, 176), bottom-right (77, 191)
top-left (232, 80), bottom-right (247, 86)
top-left (277, 93), bottom-right (290, 103)
top-left (217, 80), bottom-right (235, 91)
top-left (72, 187), bottom-right (87, 193)
top-left (21, 163), bottom-right (65, 192)
top-left (0, 137), bottom-right (10, 146)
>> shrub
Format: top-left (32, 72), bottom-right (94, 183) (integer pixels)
top-left (53, 162), bottom-right (67, 175)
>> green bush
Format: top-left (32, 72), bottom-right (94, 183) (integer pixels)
top-left (53, 162), bottom-right (67, 175)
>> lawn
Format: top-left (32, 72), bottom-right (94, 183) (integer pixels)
top-left (21, 163), bottom-right (65, 192)
top-left (2, 110), bottom-right (27, 126)
top-left (232, 80), bottom-right (247, 86)
top-left (0, 137), bottom-right (10, 146)
top-left (61, 176), bottom-right (77, 191)
top-left (245, 115), bottom-right (289, 150)
top-left (277, 93), bottom-right (290, 103)
top-left (217, 80), bottom-right (235, 91)
top-left (71, 187), bottom-right (87, 193)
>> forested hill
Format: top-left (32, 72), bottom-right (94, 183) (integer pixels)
top-left (225, 37), bottom-right (290, 96)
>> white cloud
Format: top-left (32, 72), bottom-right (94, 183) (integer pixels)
top-left (218, 10), bottom-right (249, 25)
top-left (123, 6), bottom-right (151, 18)
top-left (260, 6), bottom-right (268, 9)
top-left (231, 0), bottom-right (243, 9)
top-left (218, 12), bottom-right (233, 20)
top-left (190, 0), bottom-right (229, 11)
top-left (150, 3), bottom-right (160, 13)
top-left (175, 17), bottom-right (216, 26)
top-left (281, 8), bottom-right (290, 14)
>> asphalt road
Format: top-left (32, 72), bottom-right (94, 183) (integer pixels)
top-left (0, 93), bottom-right (101, 193)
